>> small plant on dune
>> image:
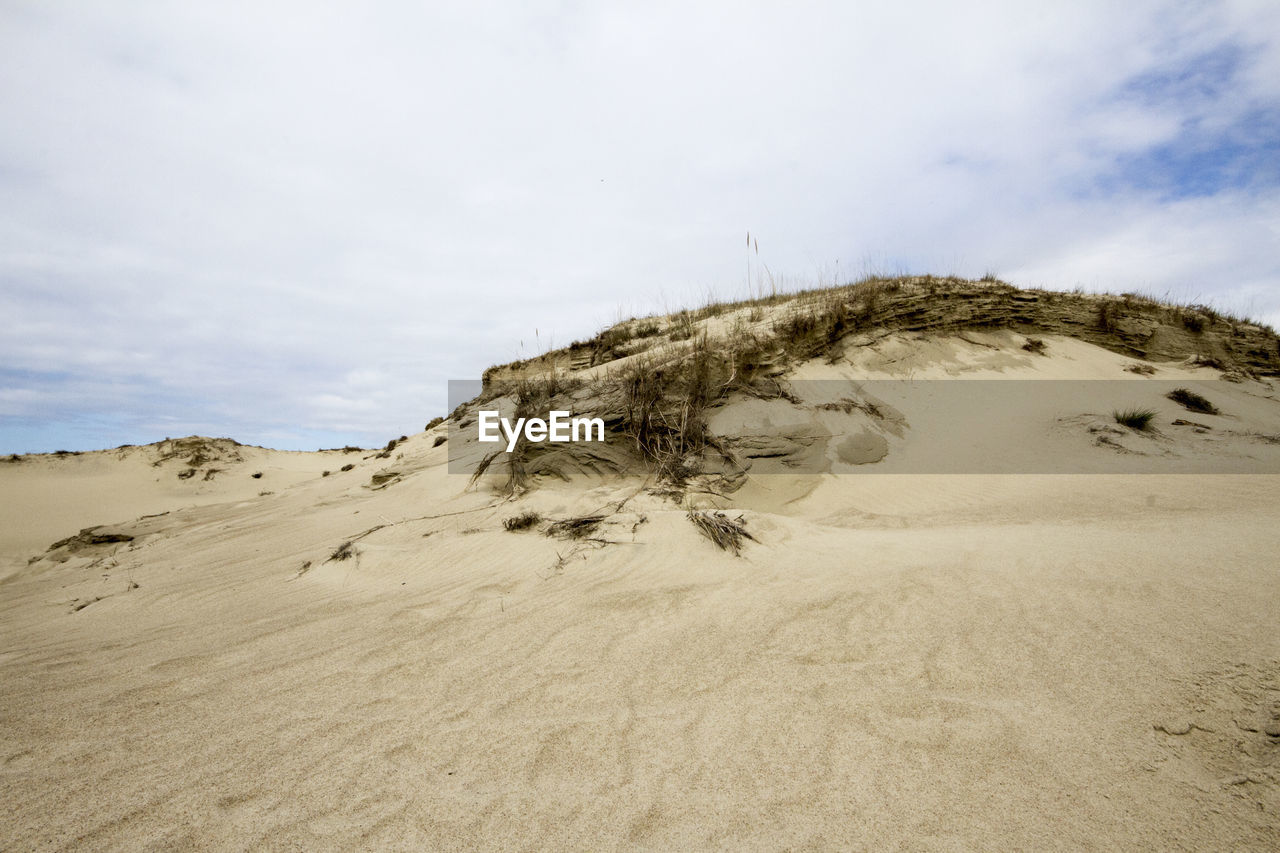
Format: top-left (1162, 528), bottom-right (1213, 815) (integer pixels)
top-left (545, 514), bottom-right (605, 540)
top-left (1097, 301), bottom-right (1118, 333)
top-left (1022, 337), bottom-right (1046, 354)
top-left (503, 511), bottom-right (542, 532)
top-left (667, 311), bottom-right (696, 341)
top-left (1125, 363), bottom-right (1156, 375)
top-left (327, 541), bottom-right (356, 562)
top-left (340, 463), bottom-right (355, 472)
top-left (1166, 388), bottom-right (1219, 415)
top-left (687, 510), bottom-right (756, 555)
top-left (620, 334), bottom-right (721, 482)
top-left (432, 435), bottom-right (447, 447)
top-left (1113, 407), bottom-right (1158, 431)
top-left (425, 416), bottom-right (444, 431)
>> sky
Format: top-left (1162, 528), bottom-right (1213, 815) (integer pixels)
top-left (2, 0), bottom-right (1278, 453)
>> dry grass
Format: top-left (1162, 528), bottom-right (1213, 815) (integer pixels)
top-left (618, 333), bottom-right (725, 482)
top-left (503, 511), bottom-right (542, 532)
top-left (327, 541), bottom-right (356, 562)
top-left (687, 510), bottom-right (756, 555)
top-left (470, 372), bottom-right (584, 495)
top-left (1167, 388), bottom-right (1219, 415)
top-left (545, 515), bottom-right (606, 540)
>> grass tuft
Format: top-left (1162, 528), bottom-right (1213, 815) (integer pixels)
top-left (327, 541), bottom-right (356, 562)
top-left (1166, 388), bottom-right (1219, 415)
top-left (503, 511), bottom-right (542, 532)
top-left (1113, 407), bottom-right (1158, 431)
top-left (546, 515), bottom-right (605, 540)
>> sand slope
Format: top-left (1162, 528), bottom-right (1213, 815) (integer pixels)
top-left (2, 333), bottom-right (1279, 850)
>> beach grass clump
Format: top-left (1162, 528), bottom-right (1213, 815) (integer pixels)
top-left (1182, 312), bottom-right (1207, 333)
top-left (545, 515), bottom-right (605, 540)
top-left (667, 311), bottom-right (697, 341)
top-left (1097, 301), bottom-right (1119, 333)
top-left (620, 334), bottom-right (721, 482)
top-left (1166, 388), bottom-right (1219, 415)
top-left (327, 541), bottom-right (356, 562)
top-left (687, 510), bottom-right (756, 556)
top-left (503, 511), bottom-right (542, 532)
top-left (1113, 407), bottom-right (1158, 431)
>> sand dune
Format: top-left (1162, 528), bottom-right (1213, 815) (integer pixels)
top-left (3, 280), bottom-right (1279, 850)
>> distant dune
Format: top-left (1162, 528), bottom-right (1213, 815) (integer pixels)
top-left (3, 278), bottom-right (1279, 850)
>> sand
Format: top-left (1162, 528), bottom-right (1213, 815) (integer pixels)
top-left (2, 331), bottom-right (1278, 850)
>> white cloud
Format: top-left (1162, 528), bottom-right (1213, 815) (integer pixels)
top-left (1, 0), bottom-right (1277, 450)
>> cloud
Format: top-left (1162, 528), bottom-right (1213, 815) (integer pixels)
top-left (1, 0), bottom-right (1277, 451)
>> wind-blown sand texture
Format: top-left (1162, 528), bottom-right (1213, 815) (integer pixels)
top-left (3, 279), bottom-right (1279, 850)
